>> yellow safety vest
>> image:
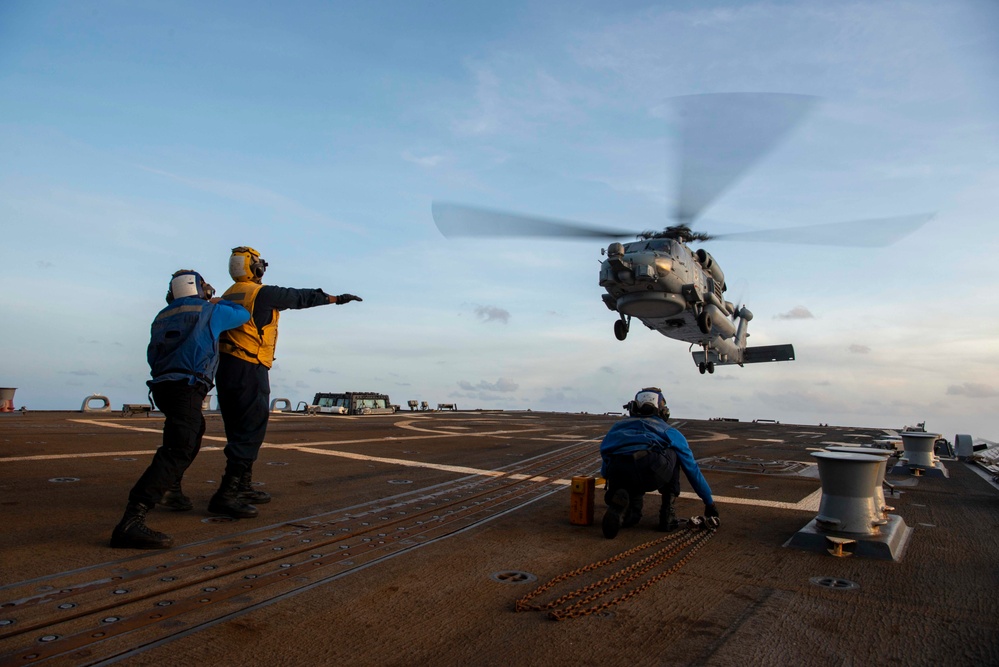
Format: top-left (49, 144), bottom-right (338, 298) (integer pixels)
top-left (220, 282), bottom-right (280, 368)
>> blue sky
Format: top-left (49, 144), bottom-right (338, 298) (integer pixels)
top-left (2, 1), bottom-right (997, 440)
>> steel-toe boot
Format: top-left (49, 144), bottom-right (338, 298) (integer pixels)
top-left (602, 489), bottom-right (630, 539)
top-left (623, 494), bottom-right (644, 528)
top-left (158, 480), bottom-right (193, 511)
top-left (110, 502), bottom-right (173, 549)
top-left (657, 493), bottom-right (679, 531)
top-left (237, 470), bottom-right (271, 504)
top-left (208, 474), bottom-right (259, 519)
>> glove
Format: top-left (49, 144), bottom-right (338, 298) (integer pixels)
top-left (704, 503), bottom-right (719, 518)
top-left (335, 294), bottom-right (362, 304)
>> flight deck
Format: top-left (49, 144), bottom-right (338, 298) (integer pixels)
top-left (0, 410), bottom-right (996, 666)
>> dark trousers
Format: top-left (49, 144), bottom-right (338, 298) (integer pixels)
top-left (215, 353), bottom-right (270, 475)
top-left (604, 448), bottom-right (680, 522)
top-left (128, 380), bottom-right (208, 506)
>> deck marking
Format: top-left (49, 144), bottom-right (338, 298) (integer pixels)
top-left (12, 419), bottom-right (821, 511)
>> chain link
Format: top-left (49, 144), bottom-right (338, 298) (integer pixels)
top-left (515, 520), bottom-right (717, 621)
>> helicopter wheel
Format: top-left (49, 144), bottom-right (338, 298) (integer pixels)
top-left (614, 319), bottom-right (629, 341)
top-left (707, 362), bottom-right (715, 374)
top-left (697, 312), bottom-right (712, 334)
top-left (698, 362), bottom-right (707, 375)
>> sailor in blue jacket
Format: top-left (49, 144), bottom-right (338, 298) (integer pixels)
top-left (110, 270), bottom-right (250, 549)
top-left (599, 387), bottom-right (718, 539)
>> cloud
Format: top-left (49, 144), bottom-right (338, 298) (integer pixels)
top-left (849, 344), bottom-right (871, 354)
top-left (402, 151), bottom-right (446, 167)
top-left (139, 166), bottom-right (364, 234)
top-left (37, 260), bottom-right (54, 269)
top-left (66, 370), bottom-right (98, 376)
top-left (946, 383), bottom-right (999, 399)
top-left (457, 377), bottom-right (519, 393)
top-left (475, 305), bottom-right (511, 324)
top-left (774, 306), bottom-right (814, 320)
top-left (309, 367), bottom-right (336, 374)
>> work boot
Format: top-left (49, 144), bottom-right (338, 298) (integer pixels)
top-left (158, 481), bottom-right (193, 511)
top-left (237, 470), bottom-right (271, 505)
top-left (208, 474), bottom-right (259, 519)
top-left (110, 502), bottom-right (173, 549)
top-left (602, 489), bottom-right (630, 539)
top-left (657, 493), bottom-right (679, 532)
top-left (622, 494), bottom-right (644, 528)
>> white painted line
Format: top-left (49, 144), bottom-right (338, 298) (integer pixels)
top-left (25, 419), bottom-right (823, 512)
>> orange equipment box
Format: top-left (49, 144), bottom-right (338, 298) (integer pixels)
top-left (569, 476), bottom-right (596, 526)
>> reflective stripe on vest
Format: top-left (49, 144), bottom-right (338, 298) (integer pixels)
top-left (219, 282), bottom-right (280, 368)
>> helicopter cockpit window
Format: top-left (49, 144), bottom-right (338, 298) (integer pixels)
top-left (644, 239), bottom-right (672, 252)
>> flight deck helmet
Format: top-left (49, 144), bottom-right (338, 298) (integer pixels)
top-left (229, 246), bottom-right (268, 283)
top-left (627, 387), bottom-right (670, 421)
top-left (166, 270), bottom-right (215, 303)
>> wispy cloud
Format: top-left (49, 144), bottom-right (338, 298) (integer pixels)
top-left (475, 305), bottom-right (510, 324)
top-left (775, 306), bottom-right (814, 320)
top-left (849, 344), bottom-right (871, 354)
top-left (458, 377), bottom-right (519, 393)
top-left (946, 383), bottom-right (999, 399)
top-left (402, 151), bottom-right (446, 168)
top-left (139, 166), bottom-right (365, 234)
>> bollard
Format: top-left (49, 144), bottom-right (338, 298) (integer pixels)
top-left (269, 397), bottom-right (292, 412)
top-left (786, 451), bottom-right (912, 560)
top-left (900, 432), bottom-right (940, 469)
top-left (824, 446), bottom-right (895, 516)
top-left (81, 394), bottom-right (111, 412)
top-left (811, 451), bottom-right (888, 535)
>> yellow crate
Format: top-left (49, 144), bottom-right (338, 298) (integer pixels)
top-left (569, 476), bottom-right (595, 526)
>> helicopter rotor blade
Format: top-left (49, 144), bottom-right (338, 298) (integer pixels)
top-left (709, 213), bottom-right (934, 247)
top-left (432, 202), bottom-right (635, 239)
top-left (673, 93), bottom-right (818, 225)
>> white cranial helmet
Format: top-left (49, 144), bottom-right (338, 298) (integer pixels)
top-left (631, 387), bottom-right (670, 420)
top-left (167, 270), bottom-right (214, 303)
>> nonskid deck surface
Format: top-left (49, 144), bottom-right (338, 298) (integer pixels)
top-left (0, 411), bottom-right (996, 666)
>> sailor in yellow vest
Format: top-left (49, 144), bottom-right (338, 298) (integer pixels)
top-left (208, 246), bottom-right (362, 518)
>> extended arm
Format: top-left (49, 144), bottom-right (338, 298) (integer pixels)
top-left (209, 300), bottom-right (251, 337)
top-left (666, 428), bottom-right (715, 507)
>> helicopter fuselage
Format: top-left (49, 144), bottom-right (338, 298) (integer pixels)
top-left (598, 237), bottom-right (792, 373)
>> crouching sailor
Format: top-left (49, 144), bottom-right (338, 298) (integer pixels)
top-left (599, 387), bottom-right (718, 539)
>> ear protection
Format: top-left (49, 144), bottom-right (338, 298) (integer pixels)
top-left (626, 387), bottom-right (670, 421)
top-left (166, 270), bottom-right (215, 303)
top-left (229, 246), bottom-right (268, 282)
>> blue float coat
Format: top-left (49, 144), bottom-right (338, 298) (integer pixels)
top-left (599, 417), bottom-right (714, 504)
top-left (147, 297), bottom-right (250, 389)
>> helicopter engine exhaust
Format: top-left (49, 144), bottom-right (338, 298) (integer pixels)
top-left (695, 249), bottom-right (725, 285)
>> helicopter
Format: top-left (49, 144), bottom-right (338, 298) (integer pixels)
top-left (431, 93), bottom-right (932, 375)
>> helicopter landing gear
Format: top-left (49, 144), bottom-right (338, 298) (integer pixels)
top-left (614, 317), bottom-right (631, 341)
top-left (697, 312), bottom-right (712, 335)
top-left (698, 361), bottom-right (716, 375)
